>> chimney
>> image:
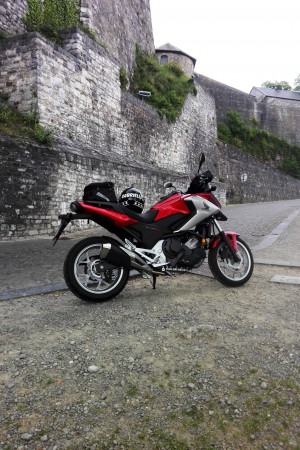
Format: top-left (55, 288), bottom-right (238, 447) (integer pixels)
top-left (275, 85), bottom-right (282, 90)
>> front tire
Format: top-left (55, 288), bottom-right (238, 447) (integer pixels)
top-left (64, 237), bottom-right (130, 302)
top-left (208, 236), bottom-right (254, 287)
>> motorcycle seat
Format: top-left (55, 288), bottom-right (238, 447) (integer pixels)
top-left (83, 201), bottom-right (158, 223)
top-left (118, 207), bottom-right (159, 223)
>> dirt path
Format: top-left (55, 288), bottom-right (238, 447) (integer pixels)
top-left (0, 265), bottom-right (299, 449)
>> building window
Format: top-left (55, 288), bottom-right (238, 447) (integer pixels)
top-left (160, 54), bottom-right (168, 65)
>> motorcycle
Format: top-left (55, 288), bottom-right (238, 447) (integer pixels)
top-left (53, 153), bottom-right (254, 302)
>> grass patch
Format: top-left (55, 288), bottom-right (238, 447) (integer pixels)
top-left (23, 0), bottom-right (79, 44)
top-left (0, 102), bottom-right (53, 144)
top-left (218, 110), bottom-right (300, 179)
top-left (126, 383), bottom-right (139, 397)
top-left (130, 46), bottom-right (196, 122)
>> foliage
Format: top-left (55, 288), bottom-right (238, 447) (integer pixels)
top-left (119, 67), bottom-right (129, 90)
top-left (261, 80), bottom-right (292, 91)
top-left (0, 102), bottom-right (53, 145)
top-left (22, 0), bottom-right (43, 32)
top-left (130, 46), bottom-right (196, 122)
top-left (23, 0), bottom-right (79, 43)
top-left (294, 74), bottom-right (300, 91)
top-left (0, 29), bottom-right (12, 39)
top-left (262, 75), bottom-right (300, 91)
top-left (218, 111), bottom-right (300, 179)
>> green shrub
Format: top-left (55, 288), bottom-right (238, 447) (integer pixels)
top-left (32, 123), bottom-right (53, 144)
top-left (23, 0), bottom-right (79, 43)
top-left (119, 67), bottom-right (129, 90)
top-left (130, 46), bottom-right (196, 122)
top-left (218, 110), bottom-right (300, 179)
top-left (0, 101), bottom-right (53, 145)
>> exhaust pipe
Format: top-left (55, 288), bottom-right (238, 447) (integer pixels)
top-left (100, 243), bottom-right (131, 268)
top-left (100, 243), bottom-right (160, 275)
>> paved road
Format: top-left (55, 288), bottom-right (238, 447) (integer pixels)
top-left (0, 199), bottom-right (299, 300)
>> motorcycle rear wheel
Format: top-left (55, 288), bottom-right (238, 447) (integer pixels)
top-left (208, 236), bottom-right (253, 287)
top-left (64, 237), bottom-right (129, 302)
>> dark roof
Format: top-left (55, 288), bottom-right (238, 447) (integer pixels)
top-left (251, 87), bottom-right (300, 101)
top-left (156, 43), bottom-right (196, 65)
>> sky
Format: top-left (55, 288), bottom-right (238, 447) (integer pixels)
top-left (149, 0), bottom-right (299, 93)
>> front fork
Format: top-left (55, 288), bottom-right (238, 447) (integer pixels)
top-left (209, 219), bottom-right (241, 263)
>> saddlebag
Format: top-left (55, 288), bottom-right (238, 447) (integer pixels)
top-left (83, 182), bottom-right (117, 203)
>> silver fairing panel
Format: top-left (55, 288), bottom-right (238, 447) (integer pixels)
top-left (175, 196), bottom-right (220, 232)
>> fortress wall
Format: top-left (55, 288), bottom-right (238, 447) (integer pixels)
top-left (216, 141), bottom-right (300, 204)
top-left (0, 0), bottom-right (27, 33)
top-left (260, 97), bottom-right (300, 145)
top-left (121, 80), bottom-right (217, 174)
top-left (0, 31), bottom-right (217, 175)
top-left (197, 74), bottom-right (300, 146)
top-left (0, 134), bottom-right (190, 240)
top-left (0, 0), bottom-right (154, 74)
top-left (0, 33), bottom-right (38, 112)
top-left (196, 73), bottom-right (257, 123)
top-left (80, 0), bottom-right (154, 74)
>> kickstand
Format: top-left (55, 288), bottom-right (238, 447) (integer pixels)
top-left (151, 274), bottom-right (157, 290)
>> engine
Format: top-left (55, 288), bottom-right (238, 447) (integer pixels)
top-left (162, 235), bottom-right (206, 269)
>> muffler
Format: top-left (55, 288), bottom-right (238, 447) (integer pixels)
top-left (100, 243), bottom-right (131, 268)
top-left (100, 243), bottom-right (160, 275)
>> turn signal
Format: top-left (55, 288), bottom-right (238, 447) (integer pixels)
top-left (70, 201), bottom-right (79, 212)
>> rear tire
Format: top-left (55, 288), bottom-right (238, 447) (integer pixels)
top-left (208, 236), bottom-right (254, 287)
top-left (64, 237), bottom-right (129, 302)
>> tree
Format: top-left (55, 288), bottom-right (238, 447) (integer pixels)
top-left (261, 80), bottom-right (292, 90)
top-left (294, 75), bottom-right (300, 91)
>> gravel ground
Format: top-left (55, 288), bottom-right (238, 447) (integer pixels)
top-left (0, 264), bottom-right (299, 450)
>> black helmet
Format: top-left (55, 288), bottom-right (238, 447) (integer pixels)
top-left (119, 188), bottom-right (145, 213)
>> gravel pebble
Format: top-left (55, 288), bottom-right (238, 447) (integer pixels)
top-left (0, 264), bottom-right (299, 449)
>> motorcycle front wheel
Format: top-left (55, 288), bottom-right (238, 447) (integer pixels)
top-left (208, 236), bottom-right (254, 287)
top-left (64, 237), bottom-right (130, 302)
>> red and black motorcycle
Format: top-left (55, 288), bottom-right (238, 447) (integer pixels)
top-left (53, 154), bottom-right (254, 301)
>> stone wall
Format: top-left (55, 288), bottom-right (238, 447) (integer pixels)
top-left (216, 141), bottom-right (300, 204)
top-left (80, 0), bottom-right (154, 74)
top-left (0, 0), bottom-right (154, 74)
top-left (0, 33), bottom-right (39, 112)
top-left (197, 74), bottom-right (300, 146)
top-left (259, 97), bottom-right (300, 145)
top-left (0, 31), bottom-right (217, 174)
top-left (0, 0), bottom-right (27, 33)
top-left (197, 74), bottom-right (257, 123)
top-left (0, 134), bottom-right (190, 240)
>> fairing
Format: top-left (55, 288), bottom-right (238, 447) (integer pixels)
top-left (75, 191), bottom-right (222, 249)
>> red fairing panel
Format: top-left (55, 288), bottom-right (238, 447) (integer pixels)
top-left (151, 193), bottom-right (191, 221)
top-left (195, 193), bottom-right (221, 208)
top-left (210, 232), bottom-right (240, 251)
top-left (78, 202), bottom-right (138, 227)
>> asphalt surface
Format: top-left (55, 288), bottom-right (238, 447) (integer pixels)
top-left (0, 199), bottom-right (299, 301)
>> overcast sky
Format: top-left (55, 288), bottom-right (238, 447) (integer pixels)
top-left (149, 0), bottom-right (299, 93)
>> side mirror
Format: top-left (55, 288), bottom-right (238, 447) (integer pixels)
top-left (164, 181), bottom-right (173, 188)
